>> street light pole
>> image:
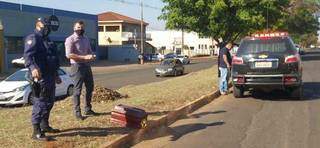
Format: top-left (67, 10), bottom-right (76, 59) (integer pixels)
top-left (140, 0), bottom-right (144, 64)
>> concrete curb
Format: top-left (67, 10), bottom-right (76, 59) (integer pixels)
top-left (101, 89), bottom-right (223, 148)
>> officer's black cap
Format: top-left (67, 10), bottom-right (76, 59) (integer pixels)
top-left (36, 17), bottom-right (50, 25)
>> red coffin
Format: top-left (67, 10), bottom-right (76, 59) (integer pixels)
top-left (111, 104), bottom-right (148, 129)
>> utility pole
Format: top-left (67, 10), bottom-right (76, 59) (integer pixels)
top-left (134, 29), bottom-right (137, 49)
top-left (140, 0), bottom-right (144, 64)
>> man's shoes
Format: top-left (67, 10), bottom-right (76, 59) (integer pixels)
top-left (75, 114), bottom-right (85, 120)
top-left (221, 91), bottom-right (227, 95)
top-left (32, 133), bottom-right (49, 141)
top-left (84, 110), bottom-right (98, 116)
top-left (42, 126), bottom-right (60, 133)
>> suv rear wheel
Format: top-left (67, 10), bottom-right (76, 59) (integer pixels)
top-left (233, 86), bottom-right (244, 98)
top-left (290, 86), bottom-right (303, 100)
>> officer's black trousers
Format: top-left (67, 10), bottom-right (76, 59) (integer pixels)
top-left (71, 64), bottom-right (94, 114)
top-left (31, 77), bottom-right (55, 127)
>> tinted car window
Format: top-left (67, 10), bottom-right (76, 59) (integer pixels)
top-left (176, 60), bottom-right (182, 65)
top-left (161, 59), bottom-right (174, 65)
top-left (237, 38), bottom-right (296, 55)
top-left (5, 70), bottom-right (28, 81)
top-left (57, 69), bottom-right (66, 76)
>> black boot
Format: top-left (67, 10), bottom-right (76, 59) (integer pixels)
top-left (41, 126), bottom-right (60, 133)
top-left (75, 112), bottom-right (85, 120)
top-left (32, 124), bottom-right (49, 141)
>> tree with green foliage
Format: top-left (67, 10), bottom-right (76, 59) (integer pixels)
top-left (284, 0), bottom-right (320, 47)
top-left (159, 0), bottom-right (290, 45)
top-left (159, 0), bottom-right (319, 46)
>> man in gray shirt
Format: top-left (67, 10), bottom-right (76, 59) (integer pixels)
top-left (65, 21), bottom-right (97, 120)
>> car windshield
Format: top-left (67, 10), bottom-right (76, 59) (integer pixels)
top-left (5, 70), bottom-right (28, 81)
top-left (161, 60), bottom-right (174, 66)
top-left (238, 38), bottom-right (296, 55)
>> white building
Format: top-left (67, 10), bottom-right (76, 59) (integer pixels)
top-left (314, 12), bottom-right (320, 44)
top-left (147, 30), bottom-right (218, 57)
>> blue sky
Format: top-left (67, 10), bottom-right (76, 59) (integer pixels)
top-left (1, 0), bottom-right (166, 30)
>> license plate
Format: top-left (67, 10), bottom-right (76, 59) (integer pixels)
top-left (255, 62), bottom-right (272, 68)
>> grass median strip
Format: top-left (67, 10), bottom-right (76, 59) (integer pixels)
top-left (0, 66), bottom-right (218, 148)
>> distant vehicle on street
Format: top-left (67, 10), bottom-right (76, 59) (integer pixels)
top-left (176, 55), bottom-right (191, 64)
top-left (232, 32), bottom-right (303, 99)
top-left (0, 68), bottom-right (74, 106)
top-left (155, 58), bottom-right (184, 77)
top-left (150, 53), bottom-right (164, 61)
top-left (164, 53), bottom-right (177, 59)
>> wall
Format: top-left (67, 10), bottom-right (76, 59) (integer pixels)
top-left (0, 1), bottom-right (98, 71)
top-left (147, 30), bottom-right (216, 56)
top-left (107, 45), bottom-right (139, 62)
top-left (98, 23), bottom-right (122, 45)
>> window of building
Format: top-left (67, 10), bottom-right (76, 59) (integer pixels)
top-left (205, 45), bottom-right (207, 49)
top-left (98, 26), bottom-right (104, 32)
top-left (209, 45), bottom-right (213, 49)
top-left (106, 26), bottom-right (120, 32)
top-left (201, 45), bottom-right (204, 49)
top-left (198, 45), bottom-right (201, 49)
top-left (5, 37), bottom-right (23, 54)
top-left (190, 46), bottom-right (194, 50)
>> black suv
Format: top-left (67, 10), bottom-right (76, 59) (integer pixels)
top-left (231, 32), bottom-right (303, 99)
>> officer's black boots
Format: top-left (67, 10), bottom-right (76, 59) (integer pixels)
top-left (41, 126), bottom-right (60, 133)
top-left (75, 113), bottom-right (85, 120)
top-left (32, 124), bottom-right (49, 141)
top-left (84, 110), bottom-right (98, 116)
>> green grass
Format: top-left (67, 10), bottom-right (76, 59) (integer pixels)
top-left (0, 66), bottom-right (218, 148)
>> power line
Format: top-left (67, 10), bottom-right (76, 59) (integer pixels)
top-left (107, 0), bottom-right (162, 10)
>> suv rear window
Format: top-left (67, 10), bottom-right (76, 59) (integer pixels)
top-left (237, 37), bottom-right (296, 55)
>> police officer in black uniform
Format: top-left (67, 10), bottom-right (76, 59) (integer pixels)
top-left (24, 17), bottom-right (61, 141)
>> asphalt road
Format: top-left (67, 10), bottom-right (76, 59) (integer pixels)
top-left (93, 58), bottom-right (217, 89)
top-left (133, 50), bottom-right (320, 148)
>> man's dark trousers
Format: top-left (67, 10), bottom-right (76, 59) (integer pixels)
top-left (71, 63), bottom-right (94, 115)
top-left (31, 76), bottom-right (55, 128)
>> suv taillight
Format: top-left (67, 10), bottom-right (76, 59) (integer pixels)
top-left (285, 54), bottom-right (300, 63)
top-left (232, 56), bottom-right (243, 65)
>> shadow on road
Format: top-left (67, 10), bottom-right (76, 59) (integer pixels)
top-left (168, 121), bottom-right (224, 141)
top-left (246, 82), bottom-right (320, 101)
top-left (303, 82), bottom-right (320, 100)
top-left (142, 110), bottom-right (226, 142)
top-left (187, 110), bottom-right (227, 119)
top-left (143, 121), bottom-right (225, 142)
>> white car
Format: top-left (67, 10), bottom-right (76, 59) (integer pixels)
top-left (176, 55), bottom-right (190, 64)
top-left (0, 68), bottom-right (74, 106)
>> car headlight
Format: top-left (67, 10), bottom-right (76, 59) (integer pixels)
top-left (167, 68), bottom-right (173, 71)
top-left (15, 85), bottom-right (28, 92)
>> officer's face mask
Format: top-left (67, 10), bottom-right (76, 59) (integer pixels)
top-left (75, 29), bottom-right (85, 36)
top-left (40, 25), bottom-right (51, 37)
